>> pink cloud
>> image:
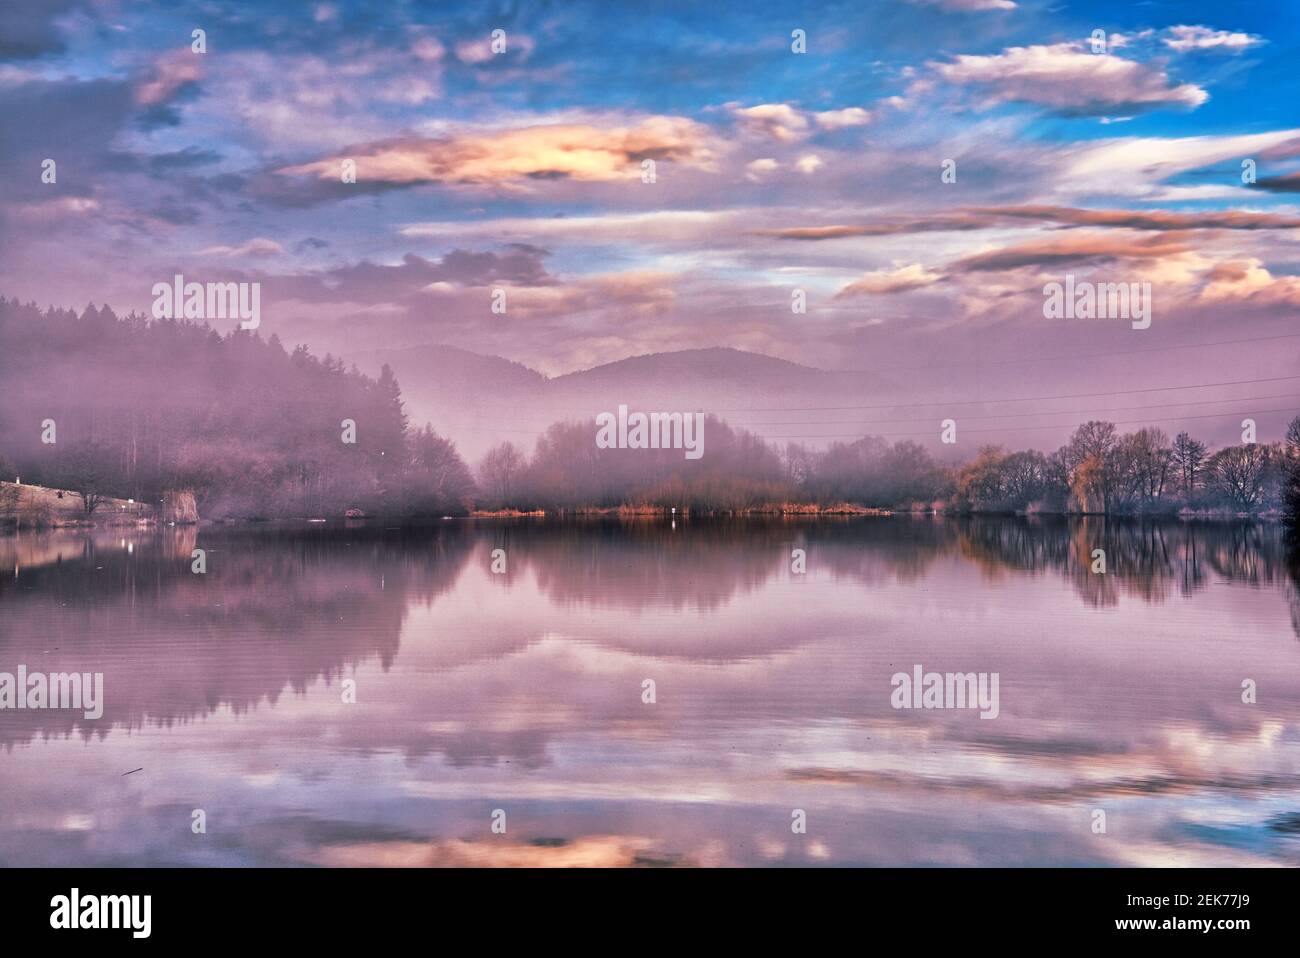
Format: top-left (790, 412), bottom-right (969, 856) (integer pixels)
top-left (134, 50), bottom-right (201, 106)
top-left (1164, 25), bottom-right (1262, 53)
top-left (933, 43), bottom-right (1208, 115)
top-left (837, 263), bottom-right (943, 297)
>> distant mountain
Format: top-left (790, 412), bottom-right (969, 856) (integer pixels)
top-left (351, 342), bottom-right (545, 416)
top-left (549, 346), bottom-right (861, 395)
top-left (347, 344), bottom-right (891, 461)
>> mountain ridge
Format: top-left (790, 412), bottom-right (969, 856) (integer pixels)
top-left (346, 343), bottom-right (885, 460)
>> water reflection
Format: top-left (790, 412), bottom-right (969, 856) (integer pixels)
top-left (1, 518), bottom-right (1297, 866)
top-left (0, 524), bottom-right (471, 749)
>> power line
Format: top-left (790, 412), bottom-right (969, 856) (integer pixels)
top-left (725, 392), bottom-right (1300, 427)
top-left (468, 392), bottom-right (1300, 431)
top-left (751, 406), bottom-right (1299, 440)
top-left (711, 374), bottom-right (1300, 413)
top-left (451, 376), bottom-right (1300, 427)
top-left (825, 330), bottom-right (1300, 375)
top-left (451, 403), bottom-right (1299, 438)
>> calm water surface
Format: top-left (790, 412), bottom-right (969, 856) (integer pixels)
top-left (2, 517), bottom-right (1299, 866)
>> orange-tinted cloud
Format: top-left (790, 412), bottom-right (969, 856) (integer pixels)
top-left (277, 116), bottom-right (716, 189)
top-left (301, 835), bottom-right (663, 867)
top-left (752, 213), bottom-right (997, 240)
top-left (1199, 259), bottom-right (1300, 307)
top-left (837, 263), bottom-right (943, 297)
top-left (951, 232), bottom-right (1192, 272)
top-left (439, 270), bottom-right (677, 322)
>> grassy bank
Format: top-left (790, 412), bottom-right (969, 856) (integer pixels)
top-left (0, 481), bottom-right (153, 528)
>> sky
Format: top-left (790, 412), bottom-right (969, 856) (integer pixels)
top-left (2, 0), bottom-right (1299, 440)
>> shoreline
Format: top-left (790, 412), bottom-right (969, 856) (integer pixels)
top-left (2, 509), bottom-right (1286, 534)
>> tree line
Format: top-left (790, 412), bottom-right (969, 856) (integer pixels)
top-left (1, 296), bottom-right (1297, 524)
top-left (476, 417), bottom-right (1300, 520)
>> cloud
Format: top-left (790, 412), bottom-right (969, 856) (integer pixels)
top-left (135, 51), bottom-right (202, 107)
top-left (751, 212), bottom-right (1007, 240)
top-left (6, 196), bottom-right (101, 222)
top-left (730, 103), bottom-right (809, 142)
top-left (757, 205), bottom-right (1300, 240)
top-left (969, 205), bottom-right (1300, 231)
top-left (196, 238), bottom-right (284, 258)
top-left (377, 75), bottom-right (439, 105)
top-left (951, 232), bottom-right (1191, 272)
top-left (267, 247), bottom-right (557, 304)
top-left (795, 154), bottom-right (824, 174)
top-left (148, 196), bottom-right (202, 225)
top-left (1164, 26), bottom-right (1263, 53)
top-left (271, 116), bottom-right (716, 201)
top-left (477, 270), bottom-right (676, 322)
top-left (1060, 128), bottom-right (1300, 196)
top-left (455, 33), bottom-right (535, 64)
top-left (1258, 137), bottom-right (1300, 161)
top-left (133, 147), bottom-right (224, 173)
top-left (0, 0), bottom-right (82, 60)
top-left (837, 264), bottom-right (943, 297)
top-left (2, 0), bottom-right (1297, 389)
top-left (193, 48), bottom-right (447, 154)
top-left (730, 104), bottom-right (871, 141)
top-left (907, 0), bottom-right (1016, 11)
top-left (410, 35), bottom-right (445, 62)
top-left (399, 210), bottom-right (737, 248)
top-left (933, 43), bottom-right (1208, 115)
top-left (0, 76), bottom-right (134, 206)
top-left (812, 107), bottom-right (872, 130)
top-left (1253, 172), bottom-right (1300, 193)
top-left (1200, 260), bottom-right (1300, 307)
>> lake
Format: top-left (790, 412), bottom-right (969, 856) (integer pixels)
top-left (2, 517), bottom-right (1298, 866)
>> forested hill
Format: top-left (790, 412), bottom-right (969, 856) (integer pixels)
top-left (0, 297), bottom-right (475, 518)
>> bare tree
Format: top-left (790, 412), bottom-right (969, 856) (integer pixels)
top-left (1171, 431), bottom-right (1208, 503)
top-left (999, 449), bottom-right (1051, 507)
top-left (782, 442), bottom-right (814, 489)
top-left (1110, 428), bottom-right (1172, 510)
top-left (1207, 444), bottom-right (1271, 511)
top-left (57, 442), bottom-right (110, 515)
top-left (476, 441), bottom-right (525, 506)
top-left (1285, 416), bottom-right (1300, 533)
top-left (1060, 421), bottom-right (1117, 511)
